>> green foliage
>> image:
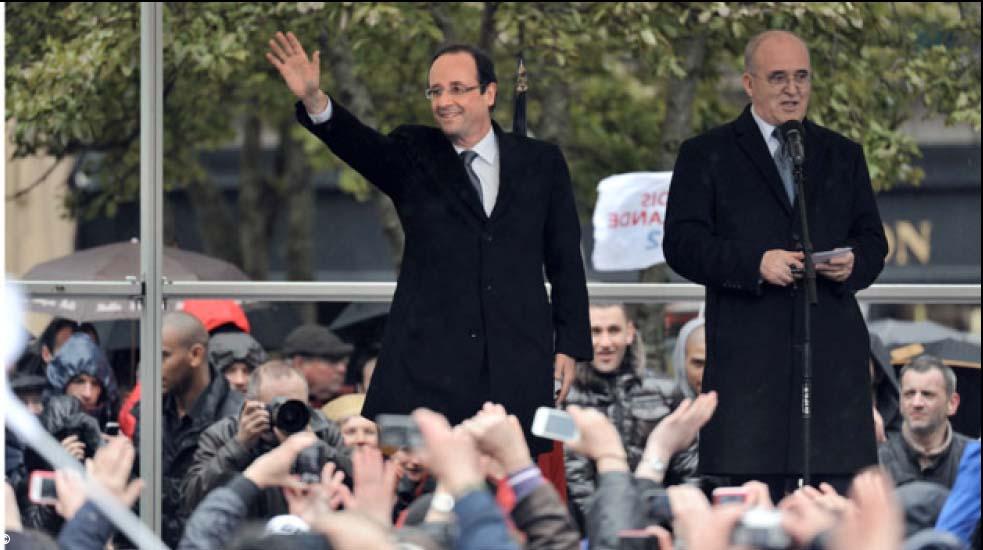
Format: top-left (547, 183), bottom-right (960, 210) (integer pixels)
top-left (6, 2), bottom-right (980, 224)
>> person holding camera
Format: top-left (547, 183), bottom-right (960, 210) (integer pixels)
top-left (181, 360), bottom-right (349, 523)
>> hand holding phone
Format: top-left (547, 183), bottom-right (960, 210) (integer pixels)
top-left (28, 471), bottom-right (59, 506)
top-left (531, 407), bottom-right (580, 443)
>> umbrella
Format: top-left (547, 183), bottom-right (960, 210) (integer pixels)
top-left (22, 239), bottom-right (248, 321)
top-left (512, 55), bottom-right (528, 136)
top-left (867, 318), bottom-right (975, 347)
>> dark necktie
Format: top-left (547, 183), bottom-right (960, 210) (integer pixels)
top-left (772, 128), bottom-right (795, 205)
top-left (459, 150), bottom-right (483, 206)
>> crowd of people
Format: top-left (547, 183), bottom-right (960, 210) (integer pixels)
top-left (4, 300), bottom-right (979, 550)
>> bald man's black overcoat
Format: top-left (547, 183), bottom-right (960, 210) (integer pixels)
top-left (664, 105), bottom-right (888, 475)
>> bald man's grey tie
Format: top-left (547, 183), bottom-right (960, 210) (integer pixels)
top-left (772, 128), bottom-right (796, 205)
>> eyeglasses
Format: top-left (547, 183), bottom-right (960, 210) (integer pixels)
top-left (424, 83), bottom-right (481, 100)
top-left (755, 70), bottom-right (811, 88)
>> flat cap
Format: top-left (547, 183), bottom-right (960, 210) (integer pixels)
top-left (282, 324), bottom-right (353, 359)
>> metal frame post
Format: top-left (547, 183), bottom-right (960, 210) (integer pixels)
top-left (139, 2), bottom-right (164, 536)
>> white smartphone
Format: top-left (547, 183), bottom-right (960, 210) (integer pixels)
top-left (531, 407), bottom-right (580, 442)
top-left (28, 470), bottom-right (59, 506)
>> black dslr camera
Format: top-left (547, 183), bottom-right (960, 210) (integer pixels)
top-left (266, 397), bottom-right (310, 434)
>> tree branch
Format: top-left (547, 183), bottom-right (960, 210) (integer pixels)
top-left (5, 157), bottom-right (66, 201)
top-left (429, 2), bottom-right (458, 44)
top-left (478, 2), bottom-right (500, 54)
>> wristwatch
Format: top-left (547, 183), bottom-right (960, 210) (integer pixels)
top-left (430, 491), bottom-right (455, 514)
top-left (646, 456), bottom-right (667, 475)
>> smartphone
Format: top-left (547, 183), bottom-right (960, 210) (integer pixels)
top-left (376, 414), bottom-right (423, 454)
top-left (530, 407), bottom-right (580, 442)
top-left (105, 421), bottom-right (120, 437)
top-left (28, 470), bottom-right (59, 506)
top-left (617, 530), bottom-right (660, 550)
top-left (712, 486), bottom-right (749, 505)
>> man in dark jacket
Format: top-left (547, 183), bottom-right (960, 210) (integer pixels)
top-left (664, 30), bottom-right (887, 499)
top-left (267, 33), bottom-right (592, 456)
top-left (878, 355), bottom-right (970, 488)
top-left (133, 311), bottom-right (244, 548)
top-left (564, 303), bottom-right (692, 524)
top-left (182, 360), bottom-right (347, 520)
top-left (46, 333), bottom-right (120, 431)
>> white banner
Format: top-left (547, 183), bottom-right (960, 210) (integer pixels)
top-left (591, 172), bottom-right (672, 271)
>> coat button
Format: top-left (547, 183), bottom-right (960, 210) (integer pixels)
top-left (484, 234), bottom-right (493, 242)
top-left (486, 284), bottom-right (493, 291)
top-left (470, 332), bottom-right (478, 339)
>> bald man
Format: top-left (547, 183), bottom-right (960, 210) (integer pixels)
top-left (664, 30), bottom-right (887, 500)
top-left (135, 311), bottom-right (244, 547)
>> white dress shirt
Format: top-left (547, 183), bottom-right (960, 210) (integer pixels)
top-left (308, 99), bottom-right (500, 216)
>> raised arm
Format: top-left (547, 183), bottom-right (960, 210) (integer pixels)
top-left (266, 31), bottom-right (328, 115)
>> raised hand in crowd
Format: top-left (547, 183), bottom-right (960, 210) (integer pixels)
top-left (242, 431), bottom-right (316, 490)
top-left (412, 408), bottom-right (485, 497)
top-left (461, 402), bottom-right (535, 474)
top-left (265, 31), bottom-right (328, 114)
top-left (636, 391), bottom-right (717, 482)
top-left (235, 400), bottom-right (270, 450)
top-left (282, 461), bottom-right (348, 518)
top-left (779, 487), bottom-right (839, 548)
top-left (348, 446), bottom-right (400, 526)
top-left (830, 468), bottom-right (903, 550)
top-left (60, 434), bottom-right (86, 461)
top-left (565, 405), bottom-right (629, 473)
top-left (54, 435), bottom-right (143, 520)
top-left (667, 484), bottom-right (748, 550)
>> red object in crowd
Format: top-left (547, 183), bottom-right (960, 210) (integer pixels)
top-left (181, 300), bottom-right (250, 333)
top-left (119, 381), bottom-right (141, 438)
top-left (537, 441), bottom-right (568, 503)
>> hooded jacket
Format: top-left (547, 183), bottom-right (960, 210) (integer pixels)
top-left (672, 317), bottom-right (705, 400)
top-left (21, 394), bottom-right (104, 536)
top-left (563, 348), bottom-right (694, 523)
top-left (46, 333), bottom-right (119, 430)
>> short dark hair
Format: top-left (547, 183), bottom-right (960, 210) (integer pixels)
top-left (430, 44), bottom-right (497, 110)
top-left (900, 354), bottom-right (957, 397)
top-left (39, 317), bottom-right (79, 356)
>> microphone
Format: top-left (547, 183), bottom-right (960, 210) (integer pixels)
top-left (778, 120), bottom-right (806, 166)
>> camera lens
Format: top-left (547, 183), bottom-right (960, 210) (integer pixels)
top-left (271, 399), bottom-right (310, 434)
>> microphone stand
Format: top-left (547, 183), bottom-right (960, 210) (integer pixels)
top-left (792, 161), bottom-right (817, 488)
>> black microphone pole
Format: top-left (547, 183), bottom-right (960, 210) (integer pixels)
top-left (781, 120), bottom-right (816, 488)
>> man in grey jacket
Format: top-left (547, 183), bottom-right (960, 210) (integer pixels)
top-left (878, 355), bottom-right (970, 488)
top-left (181, 360), bottom-right (348, 519)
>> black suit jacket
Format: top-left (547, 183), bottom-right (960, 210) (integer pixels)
top-left (297, 100), bottom-right (591, 455)
top-left (664, 105), bottom-right (888, 475)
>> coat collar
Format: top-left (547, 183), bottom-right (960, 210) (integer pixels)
top-left (431, 119), bottom-right (518, 223)
top-left (734, 105), bottom-right (794, 215)
top-left (490, 120), bottom-right (518, 222)
top-left (733, 104), bottom-right (829, 219)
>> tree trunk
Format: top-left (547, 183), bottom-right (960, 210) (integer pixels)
top-left (185, 176), bottom-right (241, 267)
top-left (238, 110), bottom-right (270, 280)
top-left (275, 119), bottom-right (317, 323)
top-left (637, 31), bottom-right (708, 375)
top-left (478, 3), bottom-right (500, 54)
top-left (320, 22), bottom-right (406, 269)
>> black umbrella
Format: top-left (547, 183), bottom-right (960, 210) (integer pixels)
top-left (22, 239), bottom-right (249, 321)
top-left (512, 55), bottom-right (528, 136)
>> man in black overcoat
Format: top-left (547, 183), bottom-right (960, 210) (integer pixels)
top-left (664, 30), bottom-right (888, 498)
top-left (267, 32), bottom-right (592, 456)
